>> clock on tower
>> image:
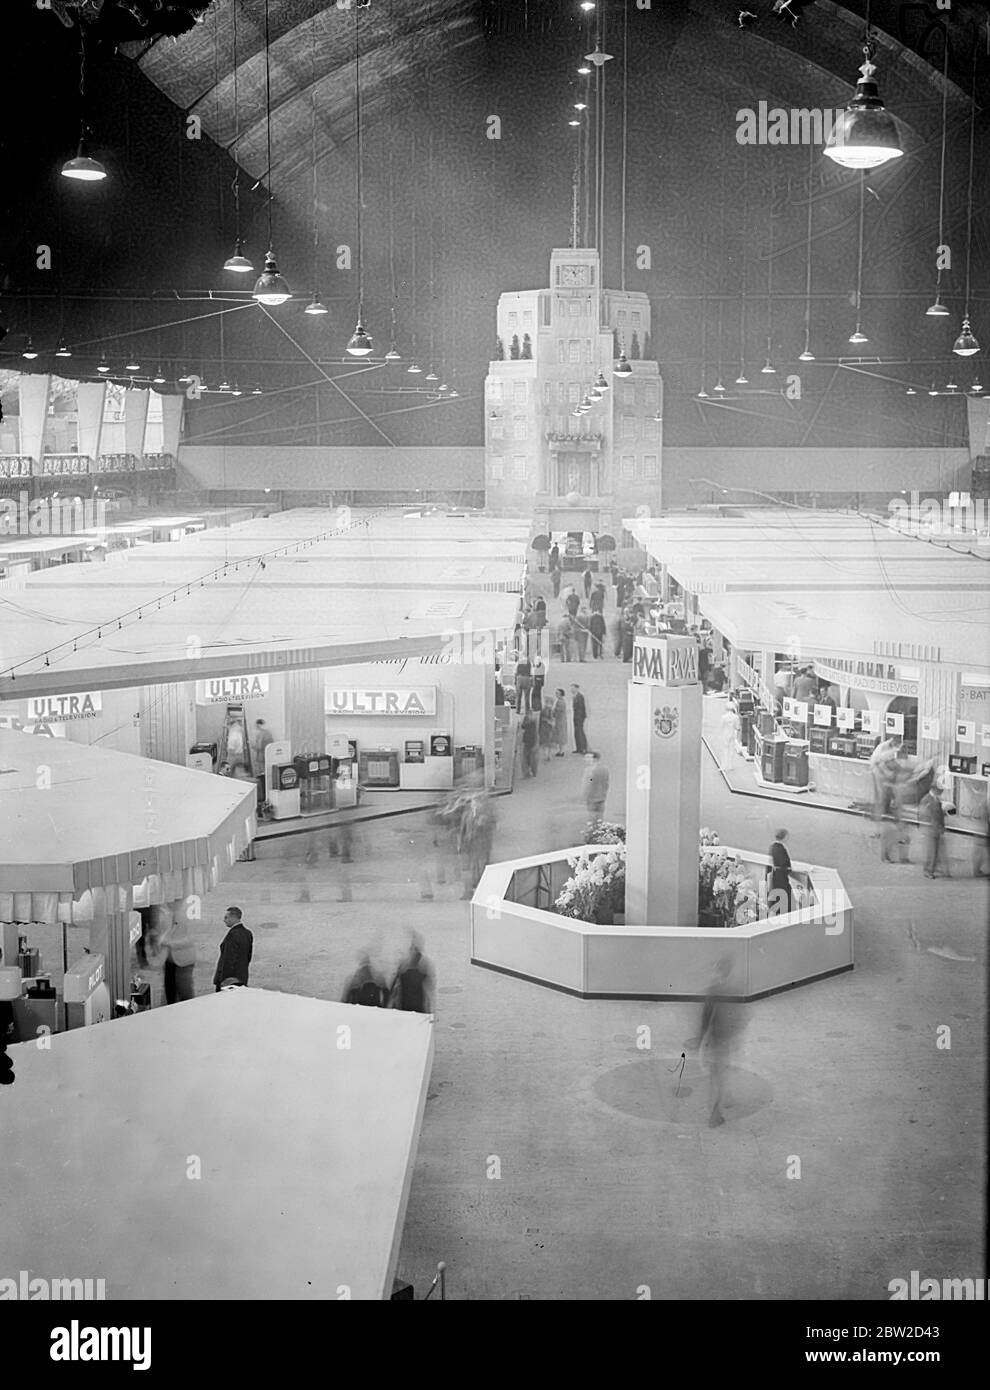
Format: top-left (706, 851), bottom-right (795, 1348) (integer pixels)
top-left (559, 264), bottom-right (590, 286)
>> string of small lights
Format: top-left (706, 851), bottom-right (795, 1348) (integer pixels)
top-left (0, 506), bottom-right (398, 686)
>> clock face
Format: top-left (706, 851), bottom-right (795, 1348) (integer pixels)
top-left (560, 264), bottom-right (589, 286)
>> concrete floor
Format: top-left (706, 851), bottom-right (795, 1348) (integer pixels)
top-left (142, 586), bottom-right (986, 1301)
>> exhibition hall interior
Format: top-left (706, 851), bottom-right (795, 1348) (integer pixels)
top-left (1, 0), bottom-right (987, 1309)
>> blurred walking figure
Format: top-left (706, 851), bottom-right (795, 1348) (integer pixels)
top-left (551, 564), bottom-right (562, 599)
top-left (161, 914), bottom-right (196, 1004)
top-left (582, 565), bottom-right (594, 599)
top-left (767, 829), bottom-right (793, 914)
top-left (918, 789), bottom-right (949, 879)
top-left (538, 701), bottom-right (555, 761)
top-left (686, 958), bottom-right (747, 1128)
top-left (552, 687), bottom-right (569, 757)
top-left (590, 580), bottom-right (607, 614)
top-left (531, 653), bottom-right (546, 709)
top-left (881, 784), bottom-right (911, 864)
top-left (582, 752), bottom-right (610, 823)
top-left (514, 651), bottom-right (533, 715)
top-left (342, 952), bottom-right (389, 1008)
top-left (462, 788), bottom-right (498, 896)
top-left (520, 711), bottom-right (540, 778)
top-left (589, 609), bottom-right (607, 659)
top-left (719, 705), bottom-right (740, 771)
top-left (565, 586), bottom-right (581, 619)
top-left (575, 607), bottom-right (590, 662)
top-left (390, 934), bottom-right (435, 1014)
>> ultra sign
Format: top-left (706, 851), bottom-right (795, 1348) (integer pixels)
top-left (26, 692), bottom-right (102, 723)
top-left (631, 636), bottom-right (700, 688)
top-left (326, 687), bottom-right (438, 717)
top-left (196, 675), bottom-right (270, 705)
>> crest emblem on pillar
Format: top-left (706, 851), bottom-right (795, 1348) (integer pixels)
top-left (653, 705), bottom-right (679, 739)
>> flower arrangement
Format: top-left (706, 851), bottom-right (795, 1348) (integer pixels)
top-left (554, 825), bottom-right (759, 928)
top-left (698, 828), bottom-right (759, 928)
top-left (555, 844), bottom-right (627, 925)
top-left (584, 821), bottom-right (626, 845)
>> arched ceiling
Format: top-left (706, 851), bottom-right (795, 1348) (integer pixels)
top-left (2, 0), bottom-right (987, 452)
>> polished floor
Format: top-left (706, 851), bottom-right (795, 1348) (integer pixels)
top-left (142, 634), bottom-right (986, 1300)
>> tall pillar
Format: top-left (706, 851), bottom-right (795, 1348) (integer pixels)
top-left (161, 395), bottom-right (184, 459)
top-left (89, 909), bottom-right (132, 1006)
top-left (18, 374), bottom-right (51, 469)
top-left (124, 389), bottom-right (150, 460)
top-left (624, 635), bottom-right (702, 927)
top-left (76, 381), bottom-right (107, 466)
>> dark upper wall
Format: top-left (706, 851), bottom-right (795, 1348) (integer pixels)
top-left (2, 0), bottom-right (987, 459)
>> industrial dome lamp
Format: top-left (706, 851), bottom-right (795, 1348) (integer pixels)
top-left (252, 1), bottom-right (291, 306)
top-left (823, 25), bottom-right (903, 171)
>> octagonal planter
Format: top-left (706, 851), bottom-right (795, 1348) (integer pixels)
top-left (471, 845), bottom-right (853, 1000)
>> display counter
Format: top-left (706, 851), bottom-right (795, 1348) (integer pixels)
top-left (809, 751), bottom-right (875, 804)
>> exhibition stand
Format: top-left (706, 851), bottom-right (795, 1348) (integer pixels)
top-left (2, 989), bottom-right (434, 1300)
top-left (0, 728), bottom-right (256, 1013)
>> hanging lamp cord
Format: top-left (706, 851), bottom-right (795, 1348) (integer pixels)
top-left (265, 0), bottom-right (274, 252)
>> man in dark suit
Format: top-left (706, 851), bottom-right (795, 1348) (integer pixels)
top-left (213, 906), bottom-right (254, 991)
top-left (570, 683), bottom-right (588, 753)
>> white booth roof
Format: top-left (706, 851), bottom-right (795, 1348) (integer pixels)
top-left (629, 510), bottom-right (990, 673)
top-left (0, 728), bottom-right (256, 898)
top-left (3, 989), bottom-right (433, 1300)
top-left (0, 508), bottom-right (526, 700)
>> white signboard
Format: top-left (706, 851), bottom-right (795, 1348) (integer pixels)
top-left (196, 675), bottom-right (270, 705)
top-left (884, 712), bottom-right (904, 736)
top-left (982, 725), bottom-right (990, 749)
top-left (920, 716), bottom-right (940, 740)
top-left (955, 720), bottom-right (976, 744)
top-left (836, 706), bottom-right (856, 731)
top-left (25, 691), bottom-right (102, 723)
top-left (326, 687), bottom-right (438, 717)
top-left (860, 709), bottom-right (880, 734)
top-left (813, 704), bottom-right (833, 727)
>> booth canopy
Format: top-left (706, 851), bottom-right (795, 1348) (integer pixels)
top-left (3, 989), bottom-right (433, 1300)
top-left (0, 728), bottom-right (256, 920)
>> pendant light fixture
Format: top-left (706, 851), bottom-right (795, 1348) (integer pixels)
top-left (346, 6), bottom-right (373, 355)
top-left (925, 38), bottom-right (951, 317)
top-left (762, 179), bottom-right (778, 372)
top-left (953, 50), bottom-right (981, 357)
top-left (614, 351), bottom-right (632, 377)
top-left (97, 357), bottom-right (110, 374)
top-left (383, 50), bottom-right (402, 363)
top-left (55, 340), bottom-right (72, 359)
top-left (153, 365), bottom-right (166, 385)
top-left (595, 371), bottom-right (610, 392)
top-left (823, 4), bottom-right (903, 171)
top-left (224, 2), bottom-right (253, 273)
top-left (61, 25), bottom-right (107, 183)
top-left (252, 0), bottom-right (291, 307)
top-left (303, 24), bottom-right (328, 316)
top-left (737, 186), bottom-right (750, 384)
top-left (848, 174), bottom-right (869, 345)
top-left (798, 144), bottom-right (816, 360)
top-left (22, 340), bottom-right (39, 360)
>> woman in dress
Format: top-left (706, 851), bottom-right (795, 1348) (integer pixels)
top-left (551, 687), bottom-right (568, 758)
top-left (767, 828), bottom-right (793, 914)
top-left (538, 700), bottom-right (555, 761)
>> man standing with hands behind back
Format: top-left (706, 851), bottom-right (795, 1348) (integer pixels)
top-left (570, 683), bottom-right (588, 753)
top-left (213, 906), bottom-right (254, 990)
